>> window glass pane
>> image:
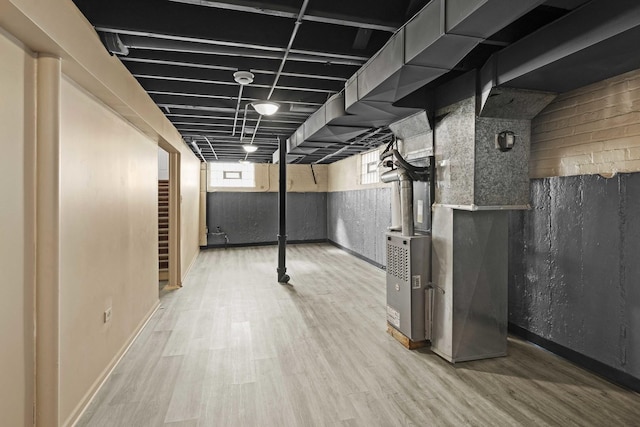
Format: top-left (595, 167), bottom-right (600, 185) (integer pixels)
top-left (223, 171), bottom-right (242, 180)
top-left (361, 150), bottom-right (380, 185)
top-left (366, 161), bottom-right (378, 174)
top-left (209, 162), bottom-right (255, 188)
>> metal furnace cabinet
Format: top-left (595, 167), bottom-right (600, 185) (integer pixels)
top-left (385, 232), bottom-right (431, 342)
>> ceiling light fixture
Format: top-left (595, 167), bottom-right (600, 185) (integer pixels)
top-left (232, 71), bottom-right (255, 136)
top-left (233, 71), bottom-right (254, 85)
top-left (251, 100), bottom-right (280, 116)
top-left (242, 144), bottom-right (258, 153)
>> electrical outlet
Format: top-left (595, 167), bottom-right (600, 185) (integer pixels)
top-left (104, 307), bottom-right (112, 323)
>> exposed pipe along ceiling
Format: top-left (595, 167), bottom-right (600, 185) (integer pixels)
top-left (74, 0), bottom-right (640, 359)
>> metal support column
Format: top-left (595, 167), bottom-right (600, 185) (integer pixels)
top-left (277, 137), bottom-right (290, 283)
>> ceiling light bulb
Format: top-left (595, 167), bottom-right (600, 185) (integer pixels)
top-left (243, 144), bottom-right (258, 153)
top-left (251, 100), bottom-right (280, 116)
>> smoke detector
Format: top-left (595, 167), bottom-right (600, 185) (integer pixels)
top-left (233, 71), bottom-right (254, 85)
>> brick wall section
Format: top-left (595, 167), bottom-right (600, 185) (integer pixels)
top-left (530, 68), bottom-right (640, 178)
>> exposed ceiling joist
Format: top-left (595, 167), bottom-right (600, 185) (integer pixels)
top-left (176, 127), bottom-right (297, 135)
top-left (483, 0), bottom-right (640, 92)
top-left (168, 0), bottom-right (400, 32)
top-left (157, 103), bottom-right (313, 117)
top-left (150, 91), bottom-right (322, 107)
top-left (172, 120), bottom-right (297, 129)
top-left (166, 113), bottom-right (305, 124)
top-left (74, 0), bottom-right (614, 164)
top-left (121, 57), bottom-right (348, 81)
top-left (96, 27), bottom-right (369, 64)
top-left (134, 73), bottom-right (335, 93)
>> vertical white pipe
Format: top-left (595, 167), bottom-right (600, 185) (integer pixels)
top-left (390, 180), bottom-right (401, 229)
top-left (399, 172), bottom-right (414, 236)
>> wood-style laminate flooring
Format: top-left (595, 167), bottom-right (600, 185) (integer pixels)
top-left (77, 244), bottom-right (640, 426)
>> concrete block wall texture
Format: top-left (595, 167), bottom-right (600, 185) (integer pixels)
top-left (328, 148), bottom-right (390, 192)
top-left (508, 173), bottom-right (640, 382)
top-left (205, 149), bottom-right (392, 267)
top-left (508, 67), bottom-right (640, 387)
top-left (327, 151), bottom-right (392, 266)
top-left (327, 188), bottom-right (391, 267)
top-left (206, 192), bottom-right (327, 245)
top-left (530, 68), bottom-right (640, 178)
top-left (206, 163), bottom-right (329, 246)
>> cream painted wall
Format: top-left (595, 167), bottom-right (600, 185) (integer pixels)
top-left (0, 30), bottom-right (36, 427)
top-left (180, 150), bottom-right (201, 277)
top-left (328, 150), bottom-right (390, 192)
top-left (531, 67), bottom-right (640, 178)
top-left (208, 163), bottom-right (328, 193)
top-left (59, 77), bottom-right (159, 426)
top-left (1, 2), bottom-right (203, 425)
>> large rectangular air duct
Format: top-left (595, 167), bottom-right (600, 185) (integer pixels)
top-left (286, 0), bottom-right (545, 159)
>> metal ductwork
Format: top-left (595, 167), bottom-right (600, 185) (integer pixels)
top-left (286, 92), bottom-right (370, 157)
top-left (286, 0), bottom-right (545, 158)
top-left (388, 111), bottom-right (433, 160)
top-left (479, 87), bottom-right (557, 120)
top-left (346, 0), bottom-right (544, 112)
top-left (480, 0), bottom-right (640, 97)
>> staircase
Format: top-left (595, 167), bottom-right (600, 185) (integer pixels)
top-left (158, 179), bottom-right (169, 281)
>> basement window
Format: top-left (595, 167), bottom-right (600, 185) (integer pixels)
top-left (209, 162), bottom-right (255, 188)
top-left (360, 149), bottom-right (380, 185)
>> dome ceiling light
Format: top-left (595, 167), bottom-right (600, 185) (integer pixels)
top-left (242, 144), bottom-right (258, 153)
top-left (251, 100), bottom-right (280, 116)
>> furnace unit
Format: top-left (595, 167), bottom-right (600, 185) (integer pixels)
top-left (385, 232), bottom-right (431, 341)
top-left (380, 146), bottom-right (433, 343)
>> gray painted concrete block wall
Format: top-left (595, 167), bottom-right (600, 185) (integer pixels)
top-left (327, 188), bottom-right (391, 266)
top-left (208, 189), bottom-right (390, 268)
top-left (509, 173), bottom-right (640, 380)
top-left (206, 192), bottom-right (327, 245)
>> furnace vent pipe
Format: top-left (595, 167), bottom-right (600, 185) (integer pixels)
top-left (380, 169), bottom-right (414, 237)
top-left (399, 171), bottom-right (414, 237)
top-left (380, 148), bottom-right (431, 237)
top-left (380, 149), bottom-right (429, 181)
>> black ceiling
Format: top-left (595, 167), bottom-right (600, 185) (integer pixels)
top-left (72, 0), bottom-right (591, 164)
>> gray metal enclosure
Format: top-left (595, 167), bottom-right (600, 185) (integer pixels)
top-left (386, 232), bottom-right (431, 342)
top-left (431, 206), bottom-right (509, 362)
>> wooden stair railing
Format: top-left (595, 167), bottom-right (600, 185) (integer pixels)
top-left (158, 179), bottom-right (169, 281)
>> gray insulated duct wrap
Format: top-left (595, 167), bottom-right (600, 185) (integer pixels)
top-left (287, 0), bottom-right (544, 155)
